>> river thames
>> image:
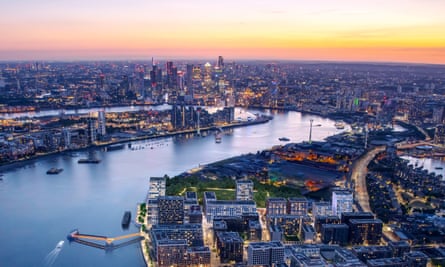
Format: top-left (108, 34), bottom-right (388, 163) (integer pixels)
top-left (0, 108), bottom-right (356, 266)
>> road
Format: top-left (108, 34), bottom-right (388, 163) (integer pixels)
top-left (202, 215), bottom-right (227, 267)
top-left (350, 146), bottom-right (386, 213)
top-left (351, 146), bottom-right (406, 243)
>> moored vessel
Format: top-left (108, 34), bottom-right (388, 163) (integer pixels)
top-left (106, 143), bottom-right (125, 151)
top-left (47, 168), bottom-right (63, 175)
top-left (121, 211), bottom-right (131, 228)
top-left (78, 158), bottom-right (101, 164)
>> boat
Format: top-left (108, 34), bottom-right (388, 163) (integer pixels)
top-left (215, 133), bottom-right (222, 143)
top-left (106, 143), bottom-right (125, 151)
top-left (435, 166), bottom-right (443, 170)
top-left (47, 168), bottom-right (63, 175)
top-left (78, 158), bottom-right (101, 164)
top-left (278, 137), bottom-right (290, 142)
top-left (122, 211), bottom-right (131, 228)
top-left (334, 120), bottom-right (345, 129)
top-left (56, 240), bottom-right (64, 249)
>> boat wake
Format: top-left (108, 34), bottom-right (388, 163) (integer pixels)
top-left (44, 240), bottom-right (64, 266)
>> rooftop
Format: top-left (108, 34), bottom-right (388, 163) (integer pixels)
top-left (249, 241), bottom-right (284, 249)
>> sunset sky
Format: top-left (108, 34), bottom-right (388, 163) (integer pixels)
top-left (0, 0), bottom-right (444, 63)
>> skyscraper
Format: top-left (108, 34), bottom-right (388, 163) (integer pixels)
top-left (150, 64), bottom-right (158, 87)
top-left (61, 128), bottom-right (71, 149)
top-left (217, 56), bottom-right (224, 69)
top-left (87, 116), bottom-right (97, 144)
top-left (171, 104), bottom-right (186, 130)
top-left (97, 110), bottom-right (106, 137)
top-left (186, 64), bottom-right (193, 87)
top-left (166, 61), bottom-right (177, 89)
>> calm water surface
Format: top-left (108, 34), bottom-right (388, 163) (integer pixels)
top-left (0, 109), bottom-right (342, 266)
top-left (401, 156), bottom-right (445, 181)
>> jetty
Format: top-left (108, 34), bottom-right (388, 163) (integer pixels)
top-left (67, 229), bottom-right (143, 250)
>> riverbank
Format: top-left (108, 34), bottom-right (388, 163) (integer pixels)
top-left (0, 109), bottom-right (341, 267)
top-left (0, 102), bottom-right (167, 115)
top-left (0, 117), bottom-right (271, 170)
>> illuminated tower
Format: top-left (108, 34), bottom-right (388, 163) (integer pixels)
top-left (217, 56), bottom-right (224, 69)
top-left (97, 110), bottom-right (106, 137)
top-left (62, 128), bottom-right (72, 149)
top-left (150, 65), bottom-right (158, 87)
top-left (166, 61), bottom-right (174, 88)
top-left (186, 64), bottom-right (193, 87)
top-left (87, 116), bottom-right (97, 144)
top-left (203, 62), bottom-right (212, 92)
top-left (166, 61), bottom-right (174, 76)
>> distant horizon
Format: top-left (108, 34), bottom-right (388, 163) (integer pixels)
top-left (1, 0), bottom-right (444, 65)
top-left (0, 57), bottom-right (444, 67)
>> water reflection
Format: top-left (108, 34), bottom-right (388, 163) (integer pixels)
top-left (401, 156), bottom-right (445, 181)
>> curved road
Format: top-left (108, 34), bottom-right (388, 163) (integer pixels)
top-left (351, 146), bottom-right (386, 213)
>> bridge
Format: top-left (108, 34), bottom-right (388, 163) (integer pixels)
top-left (67, 229), bottom-right (143, 250)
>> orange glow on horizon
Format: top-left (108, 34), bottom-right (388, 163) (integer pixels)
top-left (0, 0), bottom-right (444, 64)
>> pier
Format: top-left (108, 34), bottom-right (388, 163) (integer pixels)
top-left (67, 229), bottom-right (143, 250)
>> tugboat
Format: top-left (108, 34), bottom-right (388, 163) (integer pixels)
top-left (47, 168), bottom-right (63, 175)
top-left (122, 211), bottom-right (131, 229)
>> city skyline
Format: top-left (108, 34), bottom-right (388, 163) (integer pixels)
top-left (0, 0), bottom-right (444, 64)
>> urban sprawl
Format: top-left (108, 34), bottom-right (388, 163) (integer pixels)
top-left (1, 58), bottom-right (445, 266)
